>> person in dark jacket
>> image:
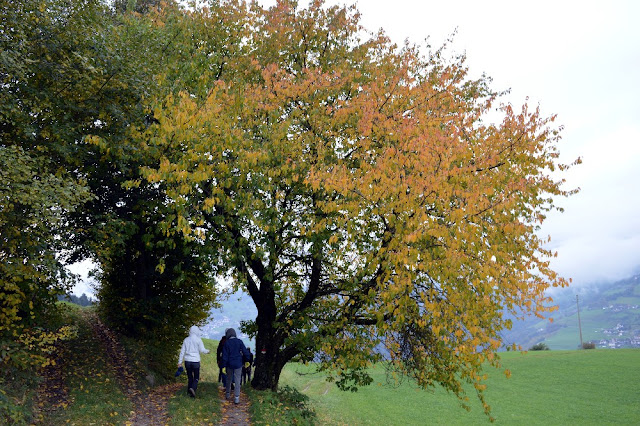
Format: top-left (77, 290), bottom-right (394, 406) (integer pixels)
top-left (222, 328), bottom-right (251, 404)
top-left (216, 335), bottom-right (227, 387)
top-left (241, 348), bottom-right (254, 385)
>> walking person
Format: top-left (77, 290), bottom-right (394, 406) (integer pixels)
top-left (217, 335), bottom-right (227, 388)
top-left (177, 325), bottom-right (210, 398)
top-left (241, 348), bottom-right (254, 385)
top-left (222, 328), bottom-right (251, 404)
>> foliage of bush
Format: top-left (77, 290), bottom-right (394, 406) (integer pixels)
top-left (0, 303), bottom-right (79, 424)
top-left (530, 342), bottom-right (550, 351)
top-left (582, 342), bottom-right (596, 349)
top-left (247, 385), bottom-right (316, 425)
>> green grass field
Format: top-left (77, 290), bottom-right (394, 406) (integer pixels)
top-left (279, 350), bottom-right (640, 425)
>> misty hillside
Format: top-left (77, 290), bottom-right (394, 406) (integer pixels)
top-left (201, 274), bottom-right (640, 352)
top-left (502, 274), bottom-right (640, 350)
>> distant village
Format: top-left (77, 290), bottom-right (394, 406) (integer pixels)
top-left (594, 304), bottom-right (640, 349)
top-left (200, 314), bottom-right (255, 350)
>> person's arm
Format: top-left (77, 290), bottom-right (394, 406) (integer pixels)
top-left (222, 343), bottom-right (228, 366)
top-left (178, 340), bottom-right (186, 366)
top-left (242, 343), bottom-right (251, 360)
top-left (242, 345), bottom-right (250, 368)
top-left (199, 338), bottom-right (210, 354)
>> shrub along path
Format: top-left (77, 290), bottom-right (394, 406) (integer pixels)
top-left (85, 310), bottom-right (183, 425)
top-left (218, 385), bottom-right (251, 425)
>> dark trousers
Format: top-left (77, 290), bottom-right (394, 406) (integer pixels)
top-left (218, 366), bottom-right (227, 388)
top-left (185, 361), bottom-right (200, 393)
top-left (241, 366), bottom-right (252, 385)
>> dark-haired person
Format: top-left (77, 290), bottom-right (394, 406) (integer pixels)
top-left (217, 335), bottom-right (227, 388)
top-left (241, 348), bottom-right (254, 385)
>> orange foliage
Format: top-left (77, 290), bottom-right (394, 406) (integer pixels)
top-left (137, 0), bottom-right (579, 417)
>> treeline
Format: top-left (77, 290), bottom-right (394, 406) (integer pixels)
top-left (57, 293), bottom-right (96, 307)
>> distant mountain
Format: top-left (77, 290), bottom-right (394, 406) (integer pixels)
top-left (501, 274), bottom-right (640, 350)
top-left (201, 291), bottom-right (257, 350)
top-left (202, 274), bottom-right (640, 352)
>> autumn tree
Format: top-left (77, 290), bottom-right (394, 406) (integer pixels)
top-left (138, 0), bottom-right (576, 416)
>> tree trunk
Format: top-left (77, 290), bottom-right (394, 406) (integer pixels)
top-left (251, 292), bottom-right (285, 390)
top-left (251, 330), bottom-right (285, 390)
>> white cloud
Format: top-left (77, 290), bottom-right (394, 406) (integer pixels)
top-left (67, 259), bottom-right (97, 297)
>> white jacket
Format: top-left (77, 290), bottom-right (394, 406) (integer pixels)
top-left (178, 326), bottom-right (210, 364)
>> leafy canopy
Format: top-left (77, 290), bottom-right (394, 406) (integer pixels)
top-left (137, 1), bottom-right (579, 417)
top-left (138, 0), bottom-right (578, 416)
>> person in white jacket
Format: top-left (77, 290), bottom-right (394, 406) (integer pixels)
top-left (177, 325), bottom-right (210, 397)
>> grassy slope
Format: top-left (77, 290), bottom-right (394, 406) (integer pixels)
top-left (502, 275), bottom-right (640, 350)
top-left (280, 349), bottom-right (640, 425)
top-left (43, 304), bottom-right (132, 425)
top-left (25, 304), bottom-right (223, 425)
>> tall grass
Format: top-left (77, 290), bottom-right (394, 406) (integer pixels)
top-left (280, 349), bottom-right (640, 425)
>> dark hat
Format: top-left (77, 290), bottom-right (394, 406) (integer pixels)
top-left (175, 366), bottom-right (184, 377)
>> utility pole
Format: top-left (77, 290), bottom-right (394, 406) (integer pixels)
top-left (576, 294), bottom-right (584, 349)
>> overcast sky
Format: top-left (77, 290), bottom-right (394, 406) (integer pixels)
top-left (257, 0), bottom-right (640, 287)
top-left (70, 0), bottom-right (640, 295)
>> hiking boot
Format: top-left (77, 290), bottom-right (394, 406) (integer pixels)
top-left (234, 396), bottom-right (240, 404)
top-left (189, 388), bottom-right (196, 398)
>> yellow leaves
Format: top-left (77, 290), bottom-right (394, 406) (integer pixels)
top-left (473, 382), bottom-right (487, 392)
top-left (84, 134), bottom-right (103, 146)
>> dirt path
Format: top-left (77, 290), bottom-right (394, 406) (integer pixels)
top-left (31, 338), bottom-right (71, 423)
top-left (125, 382), bottom-right (183, 426)
top-left (217, 386), bottom-right (251, 426)
top-left (85, 310), bottom-right (182, 425)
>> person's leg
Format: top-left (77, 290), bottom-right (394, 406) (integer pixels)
top-left (233, 368), bottom-right (242, 402)
top-left (185, 362), bottom-right (195, 396)
top-left (247, 366), bottom-right (252, 383)
top-left (225, 367), bottom-right (232, 399)
top-left (192, 362), bottom-right (200, 393)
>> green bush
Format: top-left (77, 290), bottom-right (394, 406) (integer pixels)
top-left (582, 342), bottom-right (596, 349)
top-left (529, 342), bottom-right (550, 351)
top-left (247, 385), bottom-right (316, 425)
